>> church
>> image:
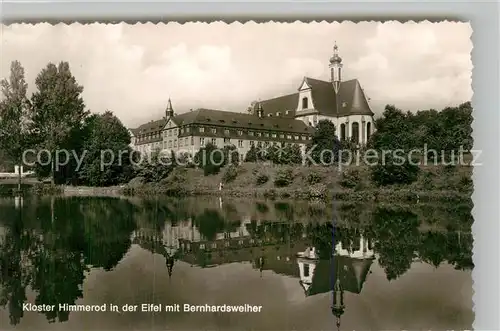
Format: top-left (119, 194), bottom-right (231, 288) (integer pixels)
top-left (130, 43), bottom-right (375, 158)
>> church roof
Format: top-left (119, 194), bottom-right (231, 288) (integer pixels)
top-left (257, 78), bottom-right (374, 118)
top-left (333, 255), bottom-right (373, 294)
top-left (300, 255), bottom-right (374, 297)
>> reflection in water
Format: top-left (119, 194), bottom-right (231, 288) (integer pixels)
top-left (0, 197), bottom-right (473, 330)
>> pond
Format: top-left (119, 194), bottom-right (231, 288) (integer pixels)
top-left (0, 196), bottom-right (474, 330)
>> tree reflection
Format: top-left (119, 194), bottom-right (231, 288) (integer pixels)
top-left (0, 197), bottom-right (138, 325)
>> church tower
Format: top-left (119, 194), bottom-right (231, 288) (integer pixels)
top-left (329, 42), bottom-right (343, 94)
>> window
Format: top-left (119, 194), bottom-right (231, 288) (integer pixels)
top-left (211, 128), bottom-right (217, 134)
top-left (295, 135), bottom-right (299, 140)
top-left (186, 127), bottom-right (190, 133)
top-left (191, 136), bottom-right (194, 145)
top-left (302, 97), bottom-right (308, 109)
top-left (276, 112), bottom-right (281, 117)
top-left (199, 244), bottom-right (205, 250)
top-left (174, 139), bottom-right (177, 147)
top-left (224, 138), bottom-right (231, 143)
top-left (268, 114), bottom-right (272, 117)
top-left (181, 128), bottom-right (184, 134)
top-left (286, 135), bottom-right (291, 139)
top-left (199, 127), bottom-right (205, 133)
top-left (250, 141), bottom-right (255, 146)
top-left (224, 129), bottom-right (230, 135)
top-left (200, 137), bottom-right (205, 146)
top-left (304, 263), bottom-right (310, 277)
top-left (264, 132), bottom-right (269, 137)
top-left (340, 123), bottom-right (346, 140)
top-left (272, 133), bottom-right (277, 138)
top-left (211, 138), bottom-right (217, 145)
top-left (249, 131), bottom-right (254, 136)
top-left (257, 141), bottom-right (262, 148)
top-left (238, 140), bottom-right (243, 148)
top-left (367, 122), bottom-right (372, 139)
top-left (352, 122), bottom-right (360, 144)
top-left (238, 130), bottom-right (243, 136)
top-left (256, 132), bottom-right (262, 137)
top-left (279, 134), bottom-right (284, 139)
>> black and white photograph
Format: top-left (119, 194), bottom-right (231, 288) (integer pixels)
top-left (0, 21), bottom-right (474, 330)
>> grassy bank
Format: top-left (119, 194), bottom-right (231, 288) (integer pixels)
top-left (121, 163), bottom-right (473, 204)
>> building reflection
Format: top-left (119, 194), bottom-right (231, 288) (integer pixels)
top-left (331, 231), bottom-right (375, 331)
top-left (130, 207), bottom-right (376, 326)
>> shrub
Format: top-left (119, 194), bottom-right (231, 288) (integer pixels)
top-left (339, 169), bottom-right (361, 189)
top-left (256, 173), bottom-right (269, 185)
top-left (458, 175), bottom-right (473, 192)
top-left (420, 171), bottom-right (435, 190)
top-left (274, 169), bottom-right (294, 188)
top-left (370, 155), bottom-right (420, 187)
top-left (307, 172), bottom-right (322, 185)
top-left (222, 165), bottom-right (238, 184)
top-left (308, 183), bottom-right (327, 199)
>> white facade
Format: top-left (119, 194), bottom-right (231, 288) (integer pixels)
top-left (334, 235), bottom-right (374, 259)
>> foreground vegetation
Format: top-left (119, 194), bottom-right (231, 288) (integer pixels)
top-left (121, 162), bottom-right (472, 203)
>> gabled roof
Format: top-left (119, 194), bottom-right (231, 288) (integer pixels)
top-left (171, 108), bottom-right (313, 134)
top-left (258, 93), bottom-right (299, 118)
top-left (255, 77), bottom-right (374, 118)
top-left (130, 118), bottom-right (167, 136)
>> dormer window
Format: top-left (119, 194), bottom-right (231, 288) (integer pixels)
top-left (268, 114), bottom-right (272, 117)
top-left (285, 110), bottom-right (290, 115)
top-left (302, 97), bottom-right (309, 109)
top-left (276, 112), bottom-right (281, 117)
top-left (342, 102), bottom-right (348, 107)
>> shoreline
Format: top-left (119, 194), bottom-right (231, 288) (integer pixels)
top-left (5, 183), bottom-right (470, 204)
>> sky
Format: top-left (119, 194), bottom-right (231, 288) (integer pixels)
top-left (1, 21), bottom-right (472, 128)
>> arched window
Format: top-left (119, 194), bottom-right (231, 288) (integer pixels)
top-left (302, 97), bottom-right (308, 109)
top-left (340, 123), bottom-right (346, 140)
top-left (351, 122), bottom-right (359, 144)
top-left (367, 122), bottom-right (371, 140)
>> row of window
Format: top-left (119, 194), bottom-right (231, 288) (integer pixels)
top-left (136, 125), bottom-right (310, 143)
top-left (138, 138), bottom-right (303, 153)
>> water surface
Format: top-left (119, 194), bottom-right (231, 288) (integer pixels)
top-left (0, 196), bottom-right (474, 330)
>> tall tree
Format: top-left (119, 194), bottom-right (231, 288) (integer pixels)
top-left (78, 111), bottom-right (135, 186)
top-left (30, 62), bottom-right (88, 184)
top-left (0, 61), bottom-right (31, 191)
top-left (305, 119), bottom-right (341, 165)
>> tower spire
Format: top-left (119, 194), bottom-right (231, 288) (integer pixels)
top-left (165, 98), bottom-right (174, 118)
top-left (329, 41), bottom-right (343, 94)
